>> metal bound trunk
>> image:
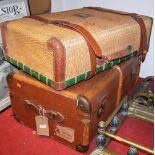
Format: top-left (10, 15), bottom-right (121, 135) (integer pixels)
top-left (8, 56), bottom-right (140, 152)
top-left (1, 7), bottom-right (152, 90)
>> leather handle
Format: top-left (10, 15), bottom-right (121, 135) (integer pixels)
top-left (24, 100), bottom-right (64, 123)
top-left (86, 7), bottom-right (148, 61)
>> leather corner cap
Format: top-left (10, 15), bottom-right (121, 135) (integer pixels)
top-left (77, 95), bottom-right (92, 114)
top-left (52, 80), bottom-right (66, 91)
top-left (47, 37), bottom-right (66, 83)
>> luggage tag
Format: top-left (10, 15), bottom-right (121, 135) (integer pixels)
top-left (35, 106), bottom-right (49, 136)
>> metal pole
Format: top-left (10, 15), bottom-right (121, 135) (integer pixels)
top-left (105, 132), bottom-right (154, 154)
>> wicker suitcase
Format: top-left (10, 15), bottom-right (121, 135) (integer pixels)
top-left (8, 56), bottom-right (140, 152)
top-left (2, 7), bottom-right (152, 90)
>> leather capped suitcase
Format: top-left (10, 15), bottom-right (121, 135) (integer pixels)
top-left (2, 7), bottom-right (153, 90)
top-left (8, 56), bottom-right (140, 152)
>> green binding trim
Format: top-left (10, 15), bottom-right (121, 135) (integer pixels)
top-left (18, 62), bottom-right (23, 69)
top-left (39, 74), bottom-right (46, 83)
top-left (31, 70), bottom-right (38, 79)
top-left (96, 66), bottom-right (103, 73)
top-left (105, 62), bottom-right (111, 69)
top-left (5, 50), bottom-right (138, 89)
top-left (47, 79), bottom-right (52, 86)
top-left (66, 78), bottom-right (75, 87)
top-left (77, 74), bottom-right (85, 83)
top-left (113, 59), bottom-right (119, 65)
top-left (86, 71), bottom-right (92, 79)
top-left (11, 58), bottom-right (17, 66)
top-left (24, 65), bottom-right (31, 74)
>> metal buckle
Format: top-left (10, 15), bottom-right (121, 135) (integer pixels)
top-left (50, 20), bottom-right (70, 27)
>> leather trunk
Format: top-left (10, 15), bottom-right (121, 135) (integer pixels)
top-left (8, 56), bottom-right (141, 152)
top-left (2, 7), bottom-right (153, 90)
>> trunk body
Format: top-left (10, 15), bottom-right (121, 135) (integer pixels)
top-left (8, 56), bottom-right (140, 152)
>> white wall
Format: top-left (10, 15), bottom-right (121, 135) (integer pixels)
top-left (51, 0), bottom-right (64, 12)
top-left (52, 0), bottom-right (154, 77)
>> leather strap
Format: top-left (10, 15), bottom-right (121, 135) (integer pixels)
top-left (113, 65), bottom-right (123, 106)
top-left (85, 7), bottom-right (148, 61)
top-left (24, 100), bottom-right (64, 123)
top-left (29, 16), bottom-right (105, 75)
top-left (50, 20), bottom-right (102, 58)
top-left (97, 45), bottom-right (132, 65)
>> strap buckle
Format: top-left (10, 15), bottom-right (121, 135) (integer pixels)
top-left (24, 100), bottom-right (64, 123)
top-left (49, 20), bottom-right (70, 27)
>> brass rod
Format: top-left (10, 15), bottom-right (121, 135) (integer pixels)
top-left (105, 132), bottom-right (154, 154)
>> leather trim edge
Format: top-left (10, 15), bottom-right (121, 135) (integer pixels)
top-left (47, 37), bottom-right (66, 89)
top-left (113, 65), bottom-right (124, 106)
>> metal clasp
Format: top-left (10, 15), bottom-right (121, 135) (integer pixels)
top-left (46, 110), bottom-right (64, 123)
top-left (50, 20), bottom-right (70, 27)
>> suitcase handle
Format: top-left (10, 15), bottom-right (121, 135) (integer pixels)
top-left (24, 100), bottom-right (64, 123)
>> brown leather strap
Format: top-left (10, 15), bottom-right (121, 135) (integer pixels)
top-left (29, 16), bottom-right (105, 75)
top-left (24, 100), bottom-right (64, 123)
top-left (113, 65), bottom-right (123, 106)
top-left (97, 45), bottom-right (132, 65)
top-left (50, 20), bottom-right (102, 57)
top-left (132, 15), bottom-right (147, 61)
top-left (30, 16), bottom-right (102, 58)
top-left (86, 7), bottom-right (148, 61)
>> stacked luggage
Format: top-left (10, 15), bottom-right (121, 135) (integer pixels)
top-left (1, 7), bottom-right (153, 152)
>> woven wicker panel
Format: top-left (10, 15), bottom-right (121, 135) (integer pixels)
top-left (5, 8), bottom-right (152, 84)
top-left (6, 19), bottom-right (55, 80)
top-left (6, 18), bottom-right (92, 81)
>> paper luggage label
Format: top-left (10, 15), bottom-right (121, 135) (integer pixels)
top-left (55, 125), bottom-right (75, 143)
top-left (35, 115), bottom-right (49, 136)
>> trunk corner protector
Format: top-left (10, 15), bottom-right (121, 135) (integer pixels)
top-left (77, 95), bottom-right (92, 114)
top-left (47, 37), bottom-right (66, 85)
